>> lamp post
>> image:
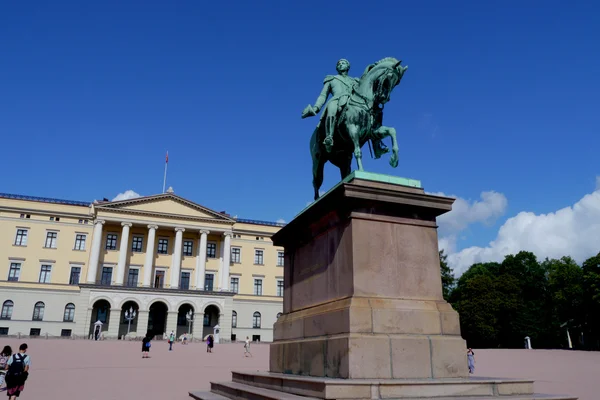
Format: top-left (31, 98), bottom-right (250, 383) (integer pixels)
top-left (186, 309), bottom-right (193, 334)
top-left (124, 307), bottom-right (137, 336)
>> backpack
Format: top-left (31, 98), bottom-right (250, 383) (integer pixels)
top-left (6, 354), bottom-right (26, 377)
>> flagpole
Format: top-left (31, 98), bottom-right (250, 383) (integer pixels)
top-left (162, 151), bottom-right (168, 193)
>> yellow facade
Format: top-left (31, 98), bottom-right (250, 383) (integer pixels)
top-left (0, 192), bottom-right (284, 342)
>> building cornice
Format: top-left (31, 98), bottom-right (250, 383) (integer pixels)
top-left (97, 207), bottom-right (234, 226)
top-left (79, 284), bottom-right (236, 297)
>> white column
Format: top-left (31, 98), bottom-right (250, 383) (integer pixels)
top-left (115, 222), bottom-right (132, 286)
top-left (220, 232), bottom-right (232, 291)
top-left (196, 230), bottom-right (209, 290)
top-left (86, 220), bottom-right (105, 283)
top-left (143, 225), bottom-right (158, 287)
top-left (170, 227), bottom-right (185, 289)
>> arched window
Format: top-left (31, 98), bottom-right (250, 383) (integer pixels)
top-left (1, 301), bottom-right (13, 320)
top-left (252, 311), bottom-right (261, 329)
top-left (232, 311), bottom-right (237, 328)
top-left (276, 312), bottom-right (282, 319)
top-left (32, 301), bottom-right (45, 321)
top-left (63, 303), bottom-right (75, 322)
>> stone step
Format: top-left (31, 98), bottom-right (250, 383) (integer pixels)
top-left (211, 381), bottom-right (321, 400)
top-left (231, 370), bottom-right (538, 399)
top-left (189, 391), bottom-right (231, 400)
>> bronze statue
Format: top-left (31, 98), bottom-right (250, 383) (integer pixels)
top-left (303, 57), bottom-right (408, 200)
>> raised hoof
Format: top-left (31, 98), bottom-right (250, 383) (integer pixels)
top-left (323, 138), bottom-right (334, 153)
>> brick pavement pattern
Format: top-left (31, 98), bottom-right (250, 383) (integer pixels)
top-left (0, 339), bottom-right (593, 400)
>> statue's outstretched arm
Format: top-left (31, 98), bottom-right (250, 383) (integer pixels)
top-left (313, 82), bottom-right (331, 112)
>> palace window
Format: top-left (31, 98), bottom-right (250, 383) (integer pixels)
top-left (131, 236), bottom-right (143, 252)
top-left (180, 271), bottom-right (191, 290)
top-left (32, 302), bottom-right (45, 321)
top-left (8, 263), bottom-right (21, 282)
top-left (254, 250), bottom-right (264, 265)
top-left (232, 311), bottom-right (237, 328)
top-left (277, 251), bottom-right (285, 266)
top-left (254, 279), bottom-right (263, 296)
top-left (127, 269), bottom-right (139, 287)
top-left (101, 267), bottom-right (113, 285)
top-left (231, 248), bottom-right (241, 263)
top-left (206, 242), bottom-right (216, 258)
top-left (157, 239), bottom-right (169, 254)
top-left (277, 280), bottom-right (284, 297)
top-left (204, 274), bottom-right (214, 291)
top-left (63, 303), bottom-right (75, 322)
top-left (14, 229), bottom-right (28, 246)
top-left (74, 234), bottom-right (87, 250)
top-left (105, 234), bottom-right (118, 250)
top-left (30, 328), bottom-right (41, 336)
top-left (69, 266), bottom-right (81, 285)
top-left (230, 277), bottom-right (239, 294)
top-left (154, 270), bottom-right (165, 288)
top-left (253, 312), bottom-right (261, 329)
top-left (44, 231), bottom-right (58, 248)
top-left (1, 301), bottom-right (13, 320)
top-left (183, 240), bottom-right (193, 257)
top-left (39, 265), bottom-right (52, 283)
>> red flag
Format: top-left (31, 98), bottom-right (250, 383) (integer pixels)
top-left (165, 151), bottom-right (169, 164)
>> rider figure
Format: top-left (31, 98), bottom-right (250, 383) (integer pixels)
top-left (302, 59), bottom-right (388, 157)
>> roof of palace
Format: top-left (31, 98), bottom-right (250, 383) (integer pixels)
top-left (0, 192), bottom-right (286, 227)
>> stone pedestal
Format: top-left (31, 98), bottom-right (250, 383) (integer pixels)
top-left (269, 172), bottom-right (464, 379)
top-left (190, 172), bottom-right (577, 400)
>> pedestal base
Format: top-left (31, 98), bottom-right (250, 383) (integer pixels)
top-left (190, 370), bottom-right (577, 400)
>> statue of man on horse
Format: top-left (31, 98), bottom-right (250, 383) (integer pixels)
top-left (303, 57), bottom-right (408, 200)
top-left (301, 59), bottom-right (389, 159)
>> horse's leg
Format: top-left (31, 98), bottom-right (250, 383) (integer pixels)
top-left (339, 155), bottom-right (352, 180)
top-left (348, 124), bottom-right (364, 171)
top-left (310, 127), bottom-right (325, 200)
top-left (373, 126), bottom-right (399, 168)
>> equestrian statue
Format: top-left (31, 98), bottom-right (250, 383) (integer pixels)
top-left (302, 57), bottom-right (408, 200)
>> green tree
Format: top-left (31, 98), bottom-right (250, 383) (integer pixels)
top-left (439, 249), bottom-right (455, 301)
top-left (582, 252), bottom-right (600, 349)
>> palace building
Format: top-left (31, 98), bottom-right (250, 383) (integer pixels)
top-left (0, 190), bottom-right (285, 342)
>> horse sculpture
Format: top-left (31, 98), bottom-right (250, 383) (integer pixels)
top-left (309, 57), bottom-right (408, 200)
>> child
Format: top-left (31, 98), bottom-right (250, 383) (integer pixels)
top-left (142, 332), bottom-right (152, 359)
top-left (0, 345), bottom-right (12, 391)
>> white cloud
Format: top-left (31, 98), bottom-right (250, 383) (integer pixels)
top-left (447, 185), bottom-right (600, 275)
top-left (276, 218), bottom-right (286, 224)
top-left (112, 190), bottom-right (141, 202)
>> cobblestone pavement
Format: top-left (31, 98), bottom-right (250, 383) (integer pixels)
top-left (0, 339), bottom-right (594, 400)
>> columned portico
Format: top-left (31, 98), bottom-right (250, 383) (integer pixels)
top-left (115, 222), bottom-right (132, 286)
top-left (220, 232), bottom-right (232, 291)
top-left (170, 227), bottom-right (185, 289)
top-left (196, 230), bottom-right (209, 290)
top-left (87, 220), bottom-right (105, 283)
top-left (143, 225), bottom-right (158, 287)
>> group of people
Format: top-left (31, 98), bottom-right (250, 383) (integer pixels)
top-left (140, 331), bottom-right (217, 358)
top-left (0, 344), bottom-right (30, 399)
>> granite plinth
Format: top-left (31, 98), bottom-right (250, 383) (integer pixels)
top-left (270, 174), bottom-right (465, 379)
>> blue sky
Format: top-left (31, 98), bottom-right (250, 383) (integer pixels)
top-left (2, 1), bottom-right (599, 270)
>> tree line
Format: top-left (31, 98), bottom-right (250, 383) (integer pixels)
top-left (440, 250), bottom-right (600, 350)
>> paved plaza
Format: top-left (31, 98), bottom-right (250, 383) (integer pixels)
top-left (0, 338), bottom-right (595, 400)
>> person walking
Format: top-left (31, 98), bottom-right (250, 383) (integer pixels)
top-left (168, 331), bottom-right (175, 351)
top-left (5, 343), bottom-right (30, 400)
top-left (467, 348), bottom-right (475, 374)
top-left (244, 337), bottom-right (252, 357)
top-left (206, 335), bottom-right (214, 353)
top-left (0, 346), bottom-right (12, 391)
top-left (142, 332), bottom-right (152, 359)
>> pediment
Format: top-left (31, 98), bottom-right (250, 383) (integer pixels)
top-left (96, 194), bottom-right (234, 223)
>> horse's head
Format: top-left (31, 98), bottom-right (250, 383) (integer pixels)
top-left (360, 57), bottom-right (408, 105)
